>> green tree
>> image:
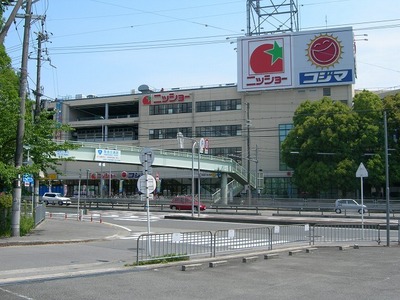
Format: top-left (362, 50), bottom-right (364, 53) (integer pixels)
top-left (352, 90), bottom-right (384, 192)
top-left (383, 93), bottom-right (400, 187)
top-left (281, 91), bottom-right (390, 197)
top-left (0, 42), bottom-right (76, 192)
top-left (0, 43), bottom-right (20, 190)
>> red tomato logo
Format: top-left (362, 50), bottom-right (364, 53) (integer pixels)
top-left (142, 95), bottom-right (151, 105)
top-left (249, 41), bottom-right (284, 74)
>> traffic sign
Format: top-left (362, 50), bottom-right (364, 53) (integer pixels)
top-left (137, 174), bottom-right (156, 193)
top-left (139, 148), bottom-right (155, 166)
top-left (199, 138), bottom-right (205, 153)
top-left (356, 163), bottom-right (368, 178)
top-left (22, 174), bottom-right (34, 183)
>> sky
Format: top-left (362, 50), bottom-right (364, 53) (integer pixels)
top-left (3, 0), bottom-right (400, 100)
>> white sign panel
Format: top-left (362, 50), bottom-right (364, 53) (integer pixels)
top-left (237, 27), bottom-right (355, 92)
top-left (238, 34), bottom-right (293, 91)
top-left (55, 150), bottom-right (70, 158)
top-left (293, 27), bottom-right (355, 87)
top-left (95, 149), bottom-right (121, 162)
top-left (137, 174), bottom-right (156, 194)
top-left (172, 232), bottom-right (182, 243)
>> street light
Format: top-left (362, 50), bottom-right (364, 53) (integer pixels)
top-left (99, 163), bottom-right (105, 198)
top-left (177, 132), bottom-right (201, 217)
top-left (85, 169), bottom-right (90, 214)
top-left (99, 116), bottom-right (107, 142)
top-left (77, 169), bottom-right (82, 221)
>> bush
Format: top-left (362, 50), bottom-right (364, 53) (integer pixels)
top-left (0, 193), bottom-right (12, 236)
top-left (20, 215), bottom-right (34, 236)
top-left (0, 193), bottom-right (35, 237)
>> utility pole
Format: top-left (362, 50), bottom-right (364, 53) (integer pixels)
top-left (246, 102), bottom-right (251, 205)
top-left (0, 0), bottom-right (24, 44)
top-left (32, 15), bottom-right (47, 211)
top-left (384, 111), bottom-right (390, 246)
top-left (12, 0), bottom-right (32, 237)
top-left (34, 16), bottom-right (47, 116)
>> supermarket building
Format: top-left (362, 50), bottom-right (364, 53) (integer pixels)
top-left (45, 27), bottom-right (355, 202)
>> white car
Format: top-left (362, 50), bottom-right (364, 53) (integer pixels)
top-left (335, 199), bottom-right (367, 214)
top-left (42, 192), bottom-right (72, 206)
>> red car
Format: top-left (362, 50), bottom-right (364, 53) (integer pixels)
top-left (169, 196), bottom-right (206, 211)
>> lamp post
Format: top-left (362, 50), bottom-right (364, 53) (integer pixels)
top-left (177, 132), bottom-right (201, 217)
top-left (99, 116), bottom-right (107, 142)
top-left (77, 169), bottom-right (82, 221)
top-left (384, 111), bottom-right (390, 247)
top-left (85, 169), bottom-right (90, 213)
top-left (108, 164), bottom-right (112, 197)
top-left (99, 163), bottom-right (105, 198)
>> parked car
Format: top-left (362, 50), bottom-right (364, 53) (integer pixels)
top-left (42, 192), bottom-right (72, 206)
top-left (334, 199), bottom-right (367, 214)
top-left (169, 196), bottom-right (206, 211)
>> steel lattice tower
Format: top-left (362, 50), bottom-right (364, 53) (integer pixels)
top-left (246, 0), bottom-right (299, 36)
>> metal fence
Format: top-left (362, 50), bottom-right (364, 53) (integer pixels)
top-left (271, 224), bottom-right (310, 247)
top-left (34, 204), bottom-right (46, 225)
top-left (213, 227), bottom-right (272, 256)
top-left (136, 231), bottom-right (213, 264)
top-left (135, 223), bottom-right (400, 263)
top-left (311, 223), bottom-right (400, 245)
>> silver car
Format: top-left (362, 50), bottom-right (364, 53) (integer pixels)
top-left (335, 199), bottom-right (367, 214)
top-left (42, 192), bottom-right (72, 206)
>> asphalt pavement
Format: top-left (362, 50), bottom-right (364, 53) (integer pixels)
top-left (0, 217), bottom-right (130, 247)
top-left (0, 209), bottom-right (394, 247)
top-left (0, 210), bottom-right (397, 288)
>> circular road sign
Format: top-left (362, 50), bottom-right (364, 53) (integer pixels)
top-left (137, 174), bottom-right (156, 194)
top-left (139, 147), bottom-right (155, 166)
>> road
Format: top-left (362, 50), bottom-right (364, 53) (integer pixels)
top-left (1, 246), bottom-right (400, 300)
top-left (0, 210), bottom-right (275, 278)
top-left (1, 207), bottom-right (398, 299)
top-left (46, 207), bottom-right (276, 235)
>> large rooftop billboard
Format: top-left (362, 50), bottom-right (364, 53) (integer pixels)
top-left (237, 27), bottom-right (355, 92)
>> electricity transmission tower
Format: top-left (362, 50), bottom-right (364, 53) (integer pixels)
top-left (246, 0), bottom-right (299, 36)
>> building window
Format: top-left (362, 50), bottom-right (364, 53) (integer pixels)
top-left (264, 177), bottom-right (297, 198)
top-left (279, 124), bottom-right (293, 171)
top-left (196, 125), bottom-right (242, 137)
top-left (149, 127), bottom-right (192, 140)
top-left (196, 99), bottom-right (241, 112)
top-left (149, 103), bottom-right (192, 115)
top-left (208, 147), bottom-right (242, 157)
top-left (323, 88), bottom-right (331, 96)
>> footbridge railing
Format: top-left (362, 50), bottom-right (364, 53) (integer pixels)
top-left (53, 140), bottom-right (256, 188)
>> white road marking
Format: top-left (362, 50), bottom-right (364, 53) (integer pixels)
top-left (0, 287), bottom-right (34, 300)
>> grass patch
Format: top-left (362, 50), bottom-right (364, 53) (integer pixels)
top-left (20, 215), bottom-right (35, 236)
top-left (0, 215), bottom-right (34, 237)
top-left (127, 253), bottom-right (190, 266)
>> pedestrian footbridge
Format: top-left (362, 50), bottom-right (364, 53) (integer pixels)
top-left (53, 141), bottom-right (256, 203)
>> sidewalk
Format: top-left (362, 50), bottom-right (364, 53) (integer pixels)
top-left (0, 217), bottom-right (130, 247)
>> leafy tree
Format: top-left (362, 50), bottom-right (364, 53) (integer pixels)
top-left (0, 40), bottom-right (76, 192)
top-left (0, 43), bottom-right (20, 190)
top-left (281, 97), bottom-right (359, 196)
top-left (383, 93), bottom-right (400, 186)
top-left (281, 91), bottom-right (396, 197)
top-left (352, 90), bottom-right (384, 192)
